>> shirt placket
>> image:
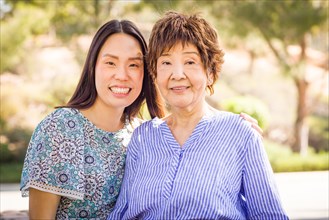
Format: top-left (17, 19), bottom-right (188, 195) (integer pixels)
top-left (162, 147), bottom-right (184, 200)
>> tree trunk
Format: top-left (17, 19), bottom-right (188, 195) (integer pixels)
top-left (94, 0), bottom-right (100, 27)
top-left (247, 49), bottom-right (256, 76)
top-left (292, 78), bottom-right (309, 154)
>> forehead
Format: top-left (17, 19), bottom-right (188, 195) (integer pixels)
top-left (162, 41), bottom-right (198, 54)
top-left (99, 33), bottom-right (143, 56)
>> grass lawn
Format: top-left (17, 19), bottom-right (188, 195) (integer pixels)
top-left (265, 140), bottom-right (329, 172)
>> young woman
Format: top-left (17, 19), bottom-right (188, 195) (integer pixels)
top-left (20, 19), bottom-right (164, 219)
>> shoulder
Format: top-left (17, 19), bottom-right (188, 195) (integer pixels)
top-left (127, 117), bottom-right (145, 131)
top-left (210, 111), bottom-right (263, 155)
top-left (129, 117), bottom-right (163, 141)
top-left (211, 110), bottom-right (241, 125)
top-left (135, 117), bottom-right (163, 132)
top-left (37, 108), bottom-right (81, 129)
top-left (38, 108), bottom-right (77, 125)
top-left (30, 108), bottom-right (86, 143)
top-left (211, 111), bottom-right (256, 138)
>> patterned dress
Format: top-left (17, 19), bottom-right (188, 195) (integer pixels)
top-left (20, 108), bottom-right (137, 219)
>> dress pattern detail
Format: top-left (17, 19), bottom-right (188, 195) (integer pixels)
top-left (21, 108), bottom-right (135, 219)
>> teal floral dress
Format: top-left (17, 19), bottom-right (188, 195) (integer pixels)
top-left (20, 108), bottom-right (138, 219)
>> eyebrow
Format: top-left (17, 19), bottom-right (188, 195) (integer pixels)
top-left (160, 51), bottom-right (199, 57)
top-left (102, 53), bottom-right (143, 61)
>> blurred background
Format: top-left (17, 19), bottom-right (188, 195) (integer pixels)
top-left (0, 0), bottom-right (328, 219)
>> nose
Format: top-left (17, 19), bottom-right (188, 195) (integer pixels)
top-left (171, 63), bottom-right (186, 80)
top-left (114, 65), bottom-right (128, 80)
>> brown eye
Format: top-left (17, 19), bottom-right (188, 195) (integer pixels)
top-left (185, 61), bottom-right (195, 65)
top-left (129, 64), bottom-right (138, 67)
top-left (162, 61), bottom-right (171, 65)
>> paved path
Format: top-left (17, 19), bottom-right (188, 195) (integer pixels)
top-left (275, 171), bottom-right (328, 220)
top-left (0, 171), bottom-right (328, 219)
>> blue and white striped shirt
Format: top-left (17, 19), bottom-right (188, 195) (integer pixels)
top-left (108, 111), bottom-right (289, 220)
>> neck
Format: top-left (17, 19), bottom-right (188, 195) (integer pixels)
top-left (166, 101), bottom-right (213, 129)
top-left (80, 100), bottom-right (125, 132)
top-left (164, 101), bottom-right (215, 147)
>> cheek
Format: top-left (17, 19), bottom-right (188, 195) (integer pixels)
top-left (94, 69), bottom-right (102, 87)
top-left (134, 70), bottom-right (144, 89)
top-left (155, 69), bottom-right (168, 84)
top-left (95, 65), bottom-right (108, 81)
top-left (191, 76), bottom-right (208, 91)
top-left (155, 75), bottom-right (166, 89)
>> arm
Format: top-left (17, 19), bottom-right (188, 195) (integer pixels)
top-left (242, 134), bottom-right (289, 219)
top-left (21, 110), bottom-right (85, 218)
top-left (29, 188), bottom-right (61, 220)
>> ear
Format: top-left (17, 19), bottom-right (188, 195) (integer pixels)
top-left (207, 73), bottom-right (214, 86)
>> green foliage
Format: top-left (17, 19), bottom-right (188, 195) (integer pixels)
top-left (0, 3), bottom-right (51, 73)
top-left (0, 126), bottom-right (31, 163)
top-left (265, 140), bottom-right (329, 172)
top-left (208, 0), bottom-right (327, 43)
top-left (141, 0), bottom-right (182, 13)
top-left (50, 1), bottom-right (104, 41)
top-left (308, 115), bottom-right (329, 152)
top-left (0, 0), bottom-right (116, 73)
top-left (0, 162), bottom-right (23, 183)
top-left (0, 73), bottom-right (77, 164)
top-left (202, 0), bottom-right (328, 75)
top-left (221, 96), bottom-right (270, 130)
top-left (0, 143), bottom-right (15, 163)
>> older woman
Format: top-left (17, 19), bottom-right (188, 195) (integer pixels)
top-left (108, 11), bottom-right (288, 220)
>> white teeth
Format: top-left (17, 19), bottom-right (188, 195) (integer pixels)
top-left (110, 87), bottom-right (130, 94)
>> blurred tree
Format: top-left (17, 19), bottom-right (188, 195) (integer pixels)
top-left (3, 0), bottom-right (114, 41)
top-left (141, 0), bottom-right (181, 12)
top-left (203, 0), bottom-right (328, 154)
top-left (221, 96), bottom-right (270, 130)
top-left (50, 0), bottom-right (114, 41)
top-left (1, 0), bottom-right (116, 73)
top-left (0, 2), bottom-right (51, 73)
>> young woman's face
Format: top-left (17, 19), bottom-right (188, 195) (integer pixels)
top-left (156, 43), bottom-right (211, 112)
top-left (94, 33), bottom-right (144, 111)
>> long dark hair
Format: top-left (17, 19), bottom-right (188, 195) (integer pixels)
top-left (59, 20), bottom-right (164, 121)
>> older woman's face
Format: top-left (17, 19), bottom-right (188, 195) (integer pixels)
top-left (156, 43), bottom-right (211, 111)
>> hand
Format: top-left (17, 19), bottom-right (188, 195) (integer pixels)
top-left (240, 112), bottom-right (263, 136)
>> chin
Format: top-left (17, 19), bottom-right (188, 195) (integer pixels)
top-left (170, 103), bottom-right (190, 109)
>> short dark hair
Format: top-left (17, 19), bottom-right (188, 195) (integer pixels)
top-left (59, 20), bottom-right (164, 121)
top-left (147, 11), bottom-right (224, 94)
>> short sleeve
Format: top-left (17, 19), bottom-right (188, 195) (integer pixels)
top-left (20, 109), bottom-right (86, 200)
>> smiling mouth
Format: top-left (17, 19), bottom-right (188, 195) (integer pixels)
top-left (110, 87), bottom-right (131, 94)
top-left (170, 86), bottom-right (189, 90)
